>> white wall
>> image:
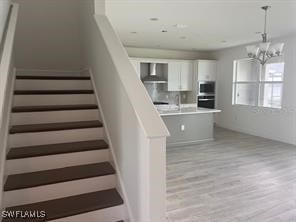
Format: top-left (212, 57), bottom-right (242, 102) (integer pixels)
top-left (212, 34), bottom-right (296, 145)
top-left (12, 0), bottom-right (82, 70)
top-left (95, 0), bottom-right (105, 15)
top-left (126, 46), bottom-right (212, 60)
top-left (0, 0), bottom-right (10, 45)
top-left (80, 1), bottom-right (169, 221)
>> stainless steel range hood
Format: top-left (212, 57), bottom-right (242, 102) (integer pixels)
top-left (142, 63), bottom-right (167, 84)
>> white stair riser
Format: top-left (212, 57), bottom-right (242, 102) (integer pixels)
top-left (5, 149), bottom-right (110, 175)
top-left (13, 94), bottom-right (96, 106)
top-left (4, 175), bottom-right (116, 207)
top-left (15, 80), bottom-right (93, 90)
top-left (16, 69), bottom-right (85, 76)
top-left (49, 205), bottom-right (124, 222)
top-left (9, 127), bottom-right (104, 147)
top-left (12, 110), bottom-right (100, 125)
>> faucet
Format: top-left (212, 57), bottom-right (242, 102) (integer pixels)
top-left (175, 94), bottom-right (181, 110)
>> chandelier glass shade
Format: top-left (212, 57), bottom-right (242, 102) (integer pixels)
top-left (246, 6), bottom-right (284, 65)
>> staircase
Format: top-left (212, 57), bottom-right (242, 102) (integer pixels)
top-left (2, 73), bottom-right (124, 221)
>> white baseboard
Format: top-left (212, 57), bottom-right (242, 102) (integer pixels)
top-left (215, 122), bottom-right (296, 146)
top-left (167, 138), bottom-right (214, 147)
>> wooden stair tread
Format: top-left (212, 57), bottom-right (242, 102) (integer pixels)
top-left (3, 189), bottom-right (123, 221)
top-left (4, 162), bottom-right (115, 191)
top-left (14, 90), bottom-right (94, 95)
top-left (12, 104), bottom-right (98, 112)
top-left (16, 75), bottom-right (91, 80)
top-left (10, 120), bottom-right (103, 134)
top-left (7, 140), bottom-right (108, 160)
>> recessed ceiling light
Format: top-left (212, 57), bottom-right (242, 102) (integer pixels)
top-left (150, 17), bottom-right (159, 21)
top-left (180, 36), bottom-right (187, 39)
top-left (162, 30), bottom-right (167, 33)
top-left (174, 24), bottom-right (188, 29)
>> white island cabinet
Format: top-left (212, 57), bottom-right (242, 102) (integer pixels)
top-left (158, 106), bottom-right (221, 147)
top-left (166, 61), bottom-right (193, 91)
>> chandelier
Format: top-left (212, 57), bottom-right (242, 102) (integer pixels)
top-left (246, 6), bottom-right (284, 65)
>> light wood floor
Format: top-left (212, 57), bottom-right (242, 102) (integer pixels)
top-left (166, 127), bottom-right (296, 222)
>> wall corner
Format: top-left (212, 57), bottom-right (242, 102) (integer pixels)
top-left (95, 0), bottom-right (105, 15)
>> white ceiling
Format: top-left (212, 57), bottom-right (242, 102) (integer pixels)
top-left (106, 0), bottom-right (296, 51)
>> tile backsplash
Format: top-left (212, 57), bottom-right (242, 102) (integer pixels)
top-left (143, 83), bottom-right (191, 104)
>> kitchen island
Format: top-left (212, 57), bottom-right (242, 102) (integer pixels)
top-left (157, 105), bottom-right (221, 147)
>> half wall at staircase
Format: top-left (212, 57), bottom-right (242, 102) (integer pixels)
top-left (80, 0), bottom-right (170, 221)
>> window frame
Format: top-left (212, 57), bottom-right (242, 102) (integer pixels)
top-left (258, 62), bottom-right (285, 108)
top-left (232, 58), bottom-right (260, 107)
top-left (232, 58), bottom-right (284, 109)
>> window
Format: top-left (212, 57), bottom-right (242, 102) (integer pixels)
top-left (259, 63), bottom-right (284, 108)
top-left (233, 59), bottom-right (261, 106)
top-left (233, 59), bottom-right (284, 108)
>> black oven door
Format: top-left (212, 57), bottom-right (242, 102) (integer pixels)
top-left (198, 96), bottom-right (215, 109)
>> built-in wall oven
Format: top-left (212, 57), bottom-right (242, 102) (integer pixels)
top-left (198, 95), bottom-right (215, 109)
top-left (198, 81), bottom-right (215, 95)
top-left (197, 81), bottom-right (216, 109)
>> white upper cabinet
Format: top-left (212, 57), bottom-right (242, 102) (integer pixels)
top-left (130, 59), bottom-right (141, 78)
top-left (195, 60), bottom-right (217, 81)
top-left (167, 61), bottom-right (181, 91)
top-left (180, 61), bottom-right (193, 91)
top-left (167, 61), bottom-right (193, 91)
top-left (129, 57), bottom-right (194, 91)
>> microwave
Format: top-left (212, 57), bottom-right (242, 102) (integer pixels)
top-left (198, 81), bottom-right (215, 95)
